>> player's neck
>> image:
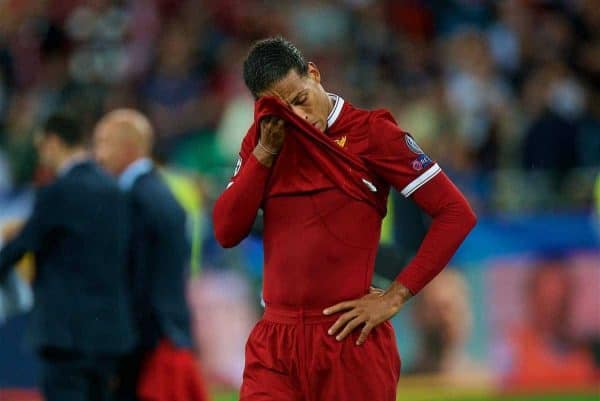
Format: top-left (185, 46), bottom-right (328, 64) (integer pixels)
top-left (327, 93), bottom-right (334, 116)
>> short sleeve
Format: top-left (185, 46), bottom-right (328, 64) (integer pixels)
top-left (365, 111), bottom-right (441, 197)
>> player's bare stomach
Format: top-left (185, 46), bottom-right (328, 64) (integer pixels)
top-left (262, 188), bottom-right (383, 308)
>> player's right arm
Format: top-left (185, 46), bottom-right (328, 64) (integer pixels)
top-left (213, 117), bottom-right (285, 248)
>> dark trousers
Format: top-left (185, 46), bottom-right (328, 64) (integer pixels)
top-left (39, 348), bottom-right (119, 401)
top-left (115, 348), bottom-right (148, 401)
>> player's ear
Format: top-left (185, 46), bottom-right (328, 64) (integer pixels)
top-left (307, 62), bottom-right (321, 84)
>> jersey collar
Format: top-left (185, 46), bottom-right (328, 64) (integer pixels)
top-left (119, 158), bottom-right (153, 191)
top-left (327, 93), bottom-right (344, 130)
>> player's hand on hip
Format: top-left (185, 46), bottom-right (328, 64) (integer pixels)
top-left (369, 286), bottom-right (385, 295)
top-left (253, 116), bottom-right (285, 167)
top-left (323, 281), bottom-right (412, 346)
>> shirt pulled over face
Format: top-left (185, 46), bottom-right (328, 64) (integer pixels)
top-left (234, 95), bottom-right (440, 307)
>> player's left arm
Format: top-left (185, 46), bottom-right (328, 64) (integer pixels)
top-left (325, 111), bottom-right (477, 345)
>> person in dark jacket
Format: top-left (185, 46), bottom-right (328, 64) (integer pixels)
top-left (0, 114), bottom-right (135, 401)
top-left (93, 109), bottom-right (193, 400)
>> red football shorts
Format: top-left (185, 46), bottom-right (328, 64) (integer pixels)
top-left (240, 305), bottom-right (401, 401)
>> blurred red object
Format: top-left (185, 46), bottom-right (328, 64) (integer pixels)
top-left (386, 1), bottom-right (434, 41)
top-left (504, 325), bottom-right (598, 391)
top-left (138, 339), bottom-right (210, 401)
top-left (33, 165), bottom-right (55, 187)
top-left (0, 389), bottom-right (42, 401)
top-left (498, 260), bottom-right (600, 391)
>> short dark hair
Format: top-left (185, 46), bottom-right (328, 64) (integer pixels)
top-left (243, 37), bottom-right (308, 99)
top-left (43, 113), bottom-right (84, 147)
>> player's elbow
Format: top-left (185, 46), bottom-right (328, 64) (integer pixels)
top-left (467, 207), bottom-right (477, 230)
top-left (213, 219), bottom-right (243, 248)
top-left (444, 195), bottom-right (477, 238)
top-left (213, 198), bottom-right (242, 248)
top-left (214, 228), bottom-right (241, 248)
top-left (216, 236), bottom-right (241, 249)
top-left (462, 202), bottom-right (477, 234)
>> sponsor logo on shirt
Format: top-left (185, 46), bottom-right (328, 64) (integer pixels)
top-left (405, 134), bottom-right (424, 154)
top-left (334, 136), bottom-right (347, 148)
top-left (411, 154), bottom-right (433, 171)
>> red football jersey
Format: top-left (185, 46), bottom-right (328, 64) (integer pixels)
top-left (214, 94), bottom-right (475, 307)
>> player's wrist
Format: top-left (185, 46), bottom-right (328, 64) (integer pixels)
top-left (253, 146), bottom-right (277, 167)
top-left (257, 140), bottom-right (279, 155)
top-left (383, 281), bottom-right (412, 310)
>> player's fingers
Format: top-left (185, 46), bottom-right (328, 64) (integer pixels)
top-left (323, 300), bottom-right (356, 315)
top-left (261, 116), bottom-right (276, 129)
top-left (356, 323), bottom-right (374, 346)
top-left (259, 119), bottom-right (270, 135)
top-left (327, 310), bottom-right (360, 336)
top-left (335, 316), bottom-right (364, 341)
top-left (274, 121), bottom-right (285, 136)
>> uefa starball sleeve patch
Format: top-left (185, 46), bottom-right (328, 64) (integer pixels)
top-left (233, 157), bottom-right (242, 176)
top-left (405, 134), bottom-right (424, 155)
top-left (226, 157), bottom-right (243, 189)
top-left (404, 134), bottom-right (433, 171)
top-left (411, 154), bottom-right (434, 171)
top-left (399, 133), bottom-right (441, 196)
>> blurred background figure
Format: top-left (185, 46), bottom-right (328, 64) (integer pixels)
top-left (494, 259), bottom-right (598, 391)
top-left (0, 113), bottom-right (134, 401)
top-left (0, 221), bottom-right (33, 325)
top-left (409, 269), bottom-right (489, 385)
top-left (595, 173), bottom-right (600, 229)
top-left (94, 109), bottom-right (208, 401)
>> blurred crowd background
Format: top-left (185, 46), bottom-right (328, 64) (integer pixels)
top-left (0, 0), bottom-right (598, 400)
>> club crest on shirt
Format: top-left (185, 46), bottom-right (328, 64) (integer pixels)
top-left (334, 136), bottom-right (347, 148)
top-left (405, 134), bottom-right (424, 154)
top-left (411, 154), bottom-right (433, 171)
top-left (233, 157), bottom-right (242, 176)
